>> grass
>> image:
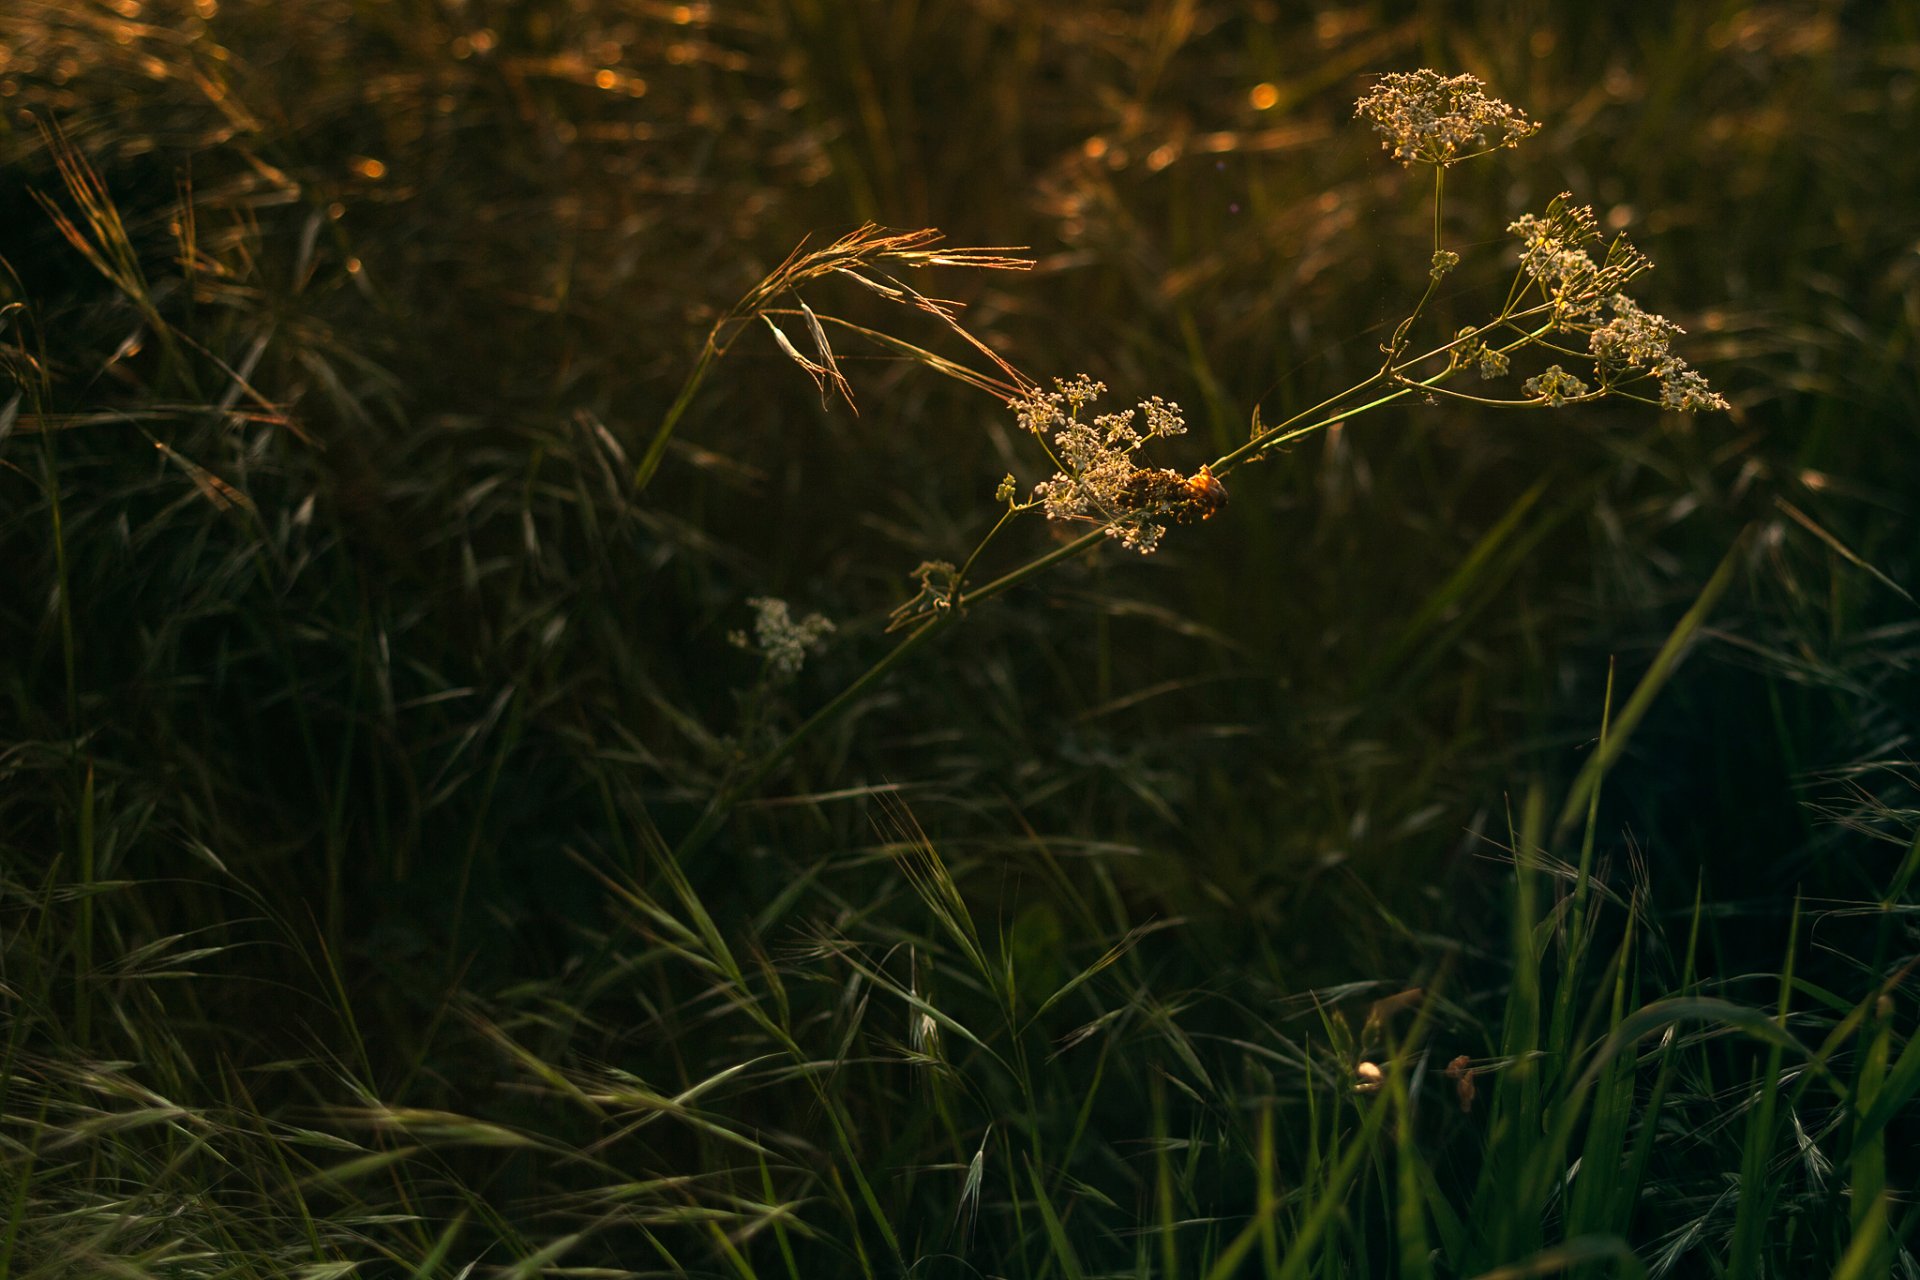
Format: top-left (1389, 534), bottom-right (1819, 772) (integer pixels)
top-left (2, 1), bottom-right (1919, 1275)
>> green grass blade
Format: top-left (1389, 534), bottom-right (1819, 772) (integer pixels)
top-left (1555, 533), bottom-right (1748, 838)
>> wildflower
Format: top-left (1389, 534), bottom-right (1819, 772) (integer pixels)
top-left (1449, 328), bottom-right (1510, 380)
top-left (1588, 293), bottom-right (1684, 370)
top-left (1503, 199), bottom-right (1729, 411)
top-left (1582, 296), bottom-right (1730, 411)
top-left (995, 473), bottom-right (1017, 504)
top-left (1020, 377), bottom-right (1210, 554)
top-left (1654, 358), bottom-right (1731, 413)
top-left (1510, 195), bottom-right (1652, 318)
top-left (1522, 364), bottom-right (1589, 406)
top-left (730, 596), bottom-right (834, 679)
top-left (1017, 375), bottom-right (1106, 436)
top-left (1355, 70), bottom-right (1540, 167)
top-left (1430, 248), bottom-right (1460, 279)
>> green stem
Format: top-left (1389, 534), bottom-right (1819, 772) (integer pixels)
top-left (633, 338), bottom-right (721, 493)
top-left (951, 502), bottom-right (1026, 601)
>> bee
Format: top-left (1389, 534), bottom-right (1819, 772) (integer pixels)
top-left (1120, 464), bottom-right (1229, 523)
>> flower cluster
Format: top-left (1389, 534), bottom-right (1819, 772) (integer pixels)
top-left (1588, 293), bottom-right (1683, 367)
top-left (1522, 364), bottom-right (1590, 407)
top-left (730, 596), bottom-right (834, 679)
top-left (1507, 196), bottom-right (1730, 412)
top-left (1450, 327), bottom-right (1511, 380)
top-left (1509, 195), bottom-right (1653, 318)
top-left (1018, 376), bottom-right (1194, 554)
top-left (1354, 70), bottom-right (1540, 167)
top-left (1589, 294), bottom-right (1731, 412)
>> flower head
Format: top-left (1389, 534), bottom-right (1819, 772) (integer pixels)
top-left (1509, 195), bottom-right (1654, 320)
top-left (1355, 70), bottom-right (1540, 167)
top-left (1654, 358), bottom-right (1731, 413)
top-left (1522, 364), bottom-right (1590, 407)
top-left (1589, 293), bottom-right (1684, 370)
top-left (1018, 377), bottom-right (1206, 554)
top-left (730, 596), bottom-right (834, 679)
top-left (1505, 203), bottom-right (1730, 413)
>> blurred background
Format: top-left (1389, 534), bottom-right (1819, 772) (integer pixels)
top-left (2, 0), bottom-right (1917, 1274)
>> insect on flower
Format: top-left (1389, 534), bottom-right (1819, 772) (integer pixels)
top-left (1179, 464), bottom-right (1229, 520)
top-left (1117, 464), bottom-right (1229, 523)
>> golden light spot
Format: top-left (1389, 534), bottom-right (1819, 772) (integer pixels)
top-left (626, 77), bottom-right (648, 98)
top-left (345, 256), bottom-right (363, 274)
top-left (1249, 82), bottom-right (1279, 111)
top-left (352, 157), bottom-right (387, 180)
top-left (469, 28), bottom-right (496, 53)
top-left (593, 68), bottom-right (617, 90)
top-left (327, 201), bottom-right (345, 219)
top-left (194, 0), bottom-right (218, 15)
top-left (672, 4), bottom-right (694, 22)
top-left (1082, 136), bottom-right (1108, 160)
top-left (1146, 144), bottom-right (1177, 171)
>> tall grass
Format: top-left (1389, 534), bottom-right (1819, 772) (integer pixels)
top-left (3, 1), bottom-right (1918, 1275)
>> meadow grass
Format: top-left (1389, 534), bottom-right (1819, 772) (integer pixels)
top-left (2, 2), bottom-right (1918, 1276)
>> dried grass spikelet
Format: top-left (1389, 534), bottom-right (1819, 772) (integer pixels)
top-left (637, 223), bottom-right (1034, 490)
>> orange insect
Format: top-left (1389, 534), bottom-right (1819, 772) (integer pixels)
top-left (1179, 465), bottom-right (1228, 520)
top-left (1121, 464), bottom-right (1229, 522)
